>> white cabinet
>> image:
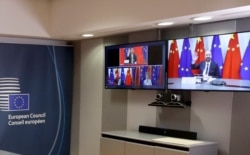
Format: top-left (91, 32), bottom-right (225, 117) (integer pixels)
top-left (125, 141), bottom-right (154, 155)
top-left (100, 131), bottom-right (218, 155)
top-left (100, 137), bottom-right (125, 155)
top-left (155, 146), bottom-right (189, 155)
top-left (100, 137), bottom-right (154, 155)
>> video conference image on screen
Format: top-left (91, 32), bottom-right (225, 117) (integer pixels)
top-left (167, 31), bottom-right (250, 92)
top-left (105, 41), bottom-right (166, 90)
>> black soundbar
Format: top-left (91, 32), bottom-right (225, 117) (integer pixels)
top-left (139, 125), bottom-right (197, 140)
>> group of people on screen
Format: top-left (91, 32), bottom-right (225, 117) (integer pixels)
top-left (111, 68), bottom-right (153, 86)
top-left (125, 47), bottom-right (153, 86)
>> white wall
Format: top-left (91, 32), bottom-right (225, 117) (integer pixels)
top-left (71, 41), bottom-right (81, 155)
top-left (190, 92), bottom-right (233, 155)
top-left (79, 38), bottom-right (104, 155)
top-left (127, 90), bottom-right (158, 131)
top-left (229, 92), bottom-right (250, 155)
top-left (102, 89), bottom-right (128, 131)
top-left (101, 35), bottom-right (129, 132)
top-left (0, 0), bottom-right (50, 38)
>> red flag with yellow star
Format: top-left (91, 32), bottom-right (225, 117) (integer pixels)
top-left (168, 40), bottom-right (180, 78)
top-left (192, 37), bottom-right (205, 75)
top-left (222, 33), bottom-right (242, 79)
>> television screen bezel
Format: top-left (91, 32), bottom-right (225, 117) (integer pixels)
top-left (104, 40), bottom-right (167, 90)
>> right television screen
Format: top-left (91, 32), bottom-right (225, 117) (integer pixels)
top-left (167, 31), bottom-right (250, 91)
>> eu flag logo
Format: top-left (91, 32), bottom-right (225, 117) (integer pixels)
top-left (9, 94), bottom-right (29, 111)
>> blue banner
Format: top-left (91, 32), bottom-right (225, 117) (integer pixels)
top-left (0, 43), bottom-right (73, 155)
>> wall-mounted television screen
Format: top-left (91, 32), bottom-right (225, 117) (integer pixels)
top-left (105, 40), bottom-right (166, 89)
top-left (167, 31), bottom-right (250, 91)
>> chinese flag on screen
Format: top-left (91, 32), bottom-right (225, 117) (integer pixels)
top-left (135, 67), bottom-right (140, 86)
top-left (222, 33), bottom-right (242, 79)
top-left (133, 46), bottom-right (144, 64)
top-left (119, 48), bottom-right (125, 64)
top-left (192, 37), bottom-right (205, 75)
top-left (125, 68), bottom-right (132, 85)
top-left (168, 40), bottom-right (179, 78)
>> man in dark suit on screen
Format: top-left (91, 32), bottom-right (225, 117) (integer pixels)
top-left (191, 50), bottom-right (220, 78)
top-left (126, 47), bottom-right (137, 64)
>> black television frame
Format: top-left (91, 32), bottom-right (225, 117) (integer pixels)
top-left (105, 40), bottom-right (167, 90)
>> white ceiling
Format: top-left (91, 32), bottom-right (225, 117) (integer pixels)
top-left (50, 4), bottom-right (250, 40)
top-left (99, 6), bottom-right (250, 37)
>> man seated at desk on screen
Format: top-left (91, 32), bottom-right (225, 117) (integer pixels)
top-left (191, 50), bottom-right (220, 80)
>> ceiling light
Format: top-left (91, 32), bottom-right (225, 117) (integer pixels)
top-left (192, 16), bottom-right (212, 21)
top-left (82, 34), bottom-right (94, 37)
top-left (157, 22), bottom-right (174, 26)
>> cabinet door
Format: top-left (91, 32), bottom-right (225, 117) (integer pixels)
top-left (125, 142), bottom-right (154, 155)
top-left (155, 146), bottom-right (189, 155)
top-left (100, 137), bottom-right (125, 155)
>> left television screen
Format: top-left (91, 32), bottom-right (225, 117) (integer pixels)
top-left (105, 40), bottom-right (166, 90)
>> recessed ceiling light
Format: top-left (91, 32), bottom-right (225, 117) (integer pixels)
top-left (192, 16), bottom-right (212, 21)
top-left (82, 34), bottom-right (94, 37)
top-left (157, 22), bottom-right (174, 26)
